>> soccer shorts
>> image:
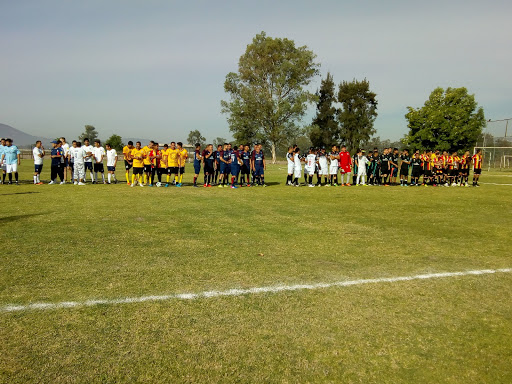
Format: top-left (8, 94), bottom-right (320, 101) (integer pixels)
top-left (107, 166), bottom-right (116, 172)
top-left (400, 166), bottom-right (408, 177)
top-left (133, 167), bottom-right (143, 175)
top-left (293, 168), bottom-right (302, 178)
top-left (143, 164), bottom-right (152, 173)
top-left (63, 158), bottom-right (69, 167)
top-left (340, 166), bottom-right (351, 174)
top-left (124, 160), bottom-right (132, 170)
top-left (167, 166), bottom-right (178, 175)
top-left (1, 161), bottom-right (6, 171)
top-left (241, 164), bottom-right (250, 174)
top-left (231, 166), bottom-right (240, 177)
top-left (461, 168), bottom-right (469, 176)
top-left (255, 166), bottom-right (264, 176)
top-left (287, 163), bottom-right (295, 174)
top-left (219, 162), bottom-right (226, 174)
top-left (84, 162), bottom-right (93, 171)
top-left (179, 167), bottom-right (185, 174)
top-left (473, 168), bottom-right (481, 175)
top-left (450, 169), bottom-right (459, 177)
top-left (411, 168), bottom-right (421, 178)
top-left (194, 163), bottom-right (201, 174)
top-left (390, 167), bottom-right (398, 177)
top-left (94, 163), bottom-right (105, 173)
top-left (380, 165), bottom-right (389, 175)
top-left (204, 165), bottom-right (214, 175)
top-left (6, 164), bottom-right (17, 173)
top-left (34, 164), bottom-right (43, 173)
top-left (423, 169), bottom-right (432, 178)
top-left (329, 165), bottom-right (338, 175)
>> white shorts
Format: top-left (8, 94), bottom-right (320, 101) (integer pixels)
top-left (294, 168), bottom-right (302, 178)
top-left (358, 170), bottom-right (367, 176)
top-left (287, 163), bottom-right (295, 174)
top-left (6, 163), bottom-right (17, 173)
top-left (329, 165), bottom-right (338, 175)
top-left (319, 166), bottom-right (328, 176)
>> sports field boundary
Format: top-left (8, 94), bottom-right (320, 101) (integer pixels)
top-left (2, 268), bottom-right (511, 313)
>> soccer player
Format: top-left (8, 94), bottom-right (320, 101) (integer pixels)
top-left (421, 150), bottom-right (433, 186)
top-left (251, 143), bottom-right (266, 186)
top-left (165, 141), bottom-right (179, 187)
top-left (193, 143), bottom-right (202, 187)
top-left (0, 138), bottom-right (5, 184)
top-left (230, 145), bottom-right (242, 188)
top-left (305, 147), bottom-right (317, 187)
top-left (460, 150), bottom-right (471, 187)
top-left (339, 145), bottom-right (352, 186)
top-left (380, 148), bottom-right (390, 186)
top-left (399, 149), bottom-right (411, 186)
top-left (328, 146), bottom-right (339, 186)
top-left (218, 143), bottom-right (231, 187)
top-left (70, 141), bottom-right (86, 185)
top-left (368, 150), bottom-right (381, 185)
top-left (177, 142), bottom-right (188, 187)
top-left (352, 150), bottom-right (359, 185)
top-left (240, 145), bottom-right (251, 186)
top-left (292, 147), bottom-right (302, 186)
top-left (472, 149), bottom-right (483, 187)
top-left (389, 148), bottom-right (399, 185)
top-left (59, 137), bottom-right (70, 182)
top-left (1, 138), bottom-right (21, 185)
top-left (32, 140), bottom-right (45, 184)
top-left (356, 149), bottom-right (369, 185)
top-left (214, 144), bottom-right (222, 185)
top-left (49, 140), bottom-right (65, 184)
top-left (69, 140), bottom-right (77, 180)
top-left (92, 139), bottom-right (106, 184)
top-left (317, 147), bottom-right (329, 186)
top-left (286, 146), bottom-right (294, 185)
top-left (122, 141), bottom-right (134, 184)
top-left (130, 141), bottom-right (145, 187)
top-left (150, 143), bottom-right (164, 186)
top-left (82, 138), bottom-right (95, 183)
top-left (142, 141), bottom-right (154, 186)
top-left (448, 151), bottom-right (460, 186)
top-left (410, 152), bottom-right (422, 186)
top-left (202, 144), bottom-right (215, 187)
top-left (105, 143), bottom-right (118, 184)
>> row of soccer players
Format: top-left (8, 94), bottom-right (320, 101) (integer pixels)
top-left (123, 141), bottom-right (267, 188)
top-left (285, 145), bottom-right (484, 187)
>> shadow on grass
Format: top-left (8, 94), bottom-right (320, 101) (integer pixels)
top-left (0, 212), bottom-right (48, 223)
top-left (0, 191), bottom-right (41, 196)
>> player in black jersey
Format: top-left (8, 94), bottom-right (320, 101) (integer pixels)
top-left (399, 149), bottom-right (411, 186)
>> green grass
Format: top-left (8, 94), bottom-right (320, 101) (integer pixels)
top-left (1, 161), bottom-right (511, 383)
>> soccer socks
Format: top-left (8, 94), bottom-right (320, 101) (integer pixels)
top-left (8, 173), bottom-right (12, 183)
top-left (108, 174), bottom-right (111, 183)
top-left (131, 174), bottom-right (136, 185)
top-left (175, 175), bottom-right (179, 184)
top-left (34, 175), bottom-right (37, 184)
top-left (194, 176), bottom-right (197, 185)
top-left (125, 171), bottom-right (130, 183)
top-left (101, 173), bottom-right (105, 183)
top-left (261, 176), bottom-right (265, 185)
top-left (179, 175), bottom-right (183, 184)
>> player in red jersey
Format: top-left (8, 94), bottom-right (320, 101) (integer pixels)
top-left (472, 149), bottom-right (483, 187)
top-left (338, 145), bottom-right (352, 186)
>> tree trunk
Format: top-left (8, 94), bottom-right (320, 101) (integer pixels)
top-left (271, 142), bottom-right (276, 164)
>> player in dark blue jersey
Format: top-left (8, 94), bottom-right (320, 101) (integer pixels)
top-left (193, 143), bottom-right (202, 187)
top-left (251, 143), bottom-right (266, 186)
top-left (213, 145), bottom-right (222, 185)
top-left (218, 143), bottom-right (231, 188)
top-left (230, 146), bottom-right (242, 188)
top-left (240, 144), bottom-right (252, 186)
top-left (202, 144), bottom-right (215, 187)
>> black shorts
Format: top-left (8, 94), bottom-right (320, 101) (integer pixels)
top-left (380, 165), bottom-right (389, 175)
top-left (442, 167), bottom-right (449, 175)
top-left (450, 169), bottom-right (459, 177)
top-left (423, 169), bottom-right (432, 177)
top-left (411, 168), bottom-right (421, 178)
top-left (399, 166), bottom-right (408, 177)
top-left (143, 164), bottom-right (152, 173)
top-left (94, 163), bottom-right (104, 173)
top-left (179, 167), bottom-right (185, 174)
top-left (435, 167), bottom-right (443, 175)
top-left (124, 160), bottom-right (132, 170)
top-left (473, 168), bottom-right (481, 175)
top-left (64, 158), bottom-right (70, 167)
top-left (133, 167), bottom-right (143, 175)
top-left (204, 165), bottom-right (214, 174)
top-left (241, 164), bottom-right (250, 174)
top-left (167, 167), bottom-right (178, 175)
top-left (461, 168), bottom-right (469, 176)
top-left (85, 162), bottom-right (93, 171)
top-left (390, 167), bottom-right (398, 177)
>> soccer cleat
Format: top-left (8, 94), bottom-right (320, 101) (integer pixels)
top-left (207, 184), bottom-right (212, 187)
top-left (127, 182), bottom-right (131, 185)
top-left (218, 184), bottom-right (223, 188)
top-left (60, 181), bottom-right (65, 185)
top-left (333, 183), bottom-right (338, 187)
top-left (176, 184), bottom-right (182, 187)
top-left (139, 184), bottom-right (144, 187)
top-left (465, 183), bottom-right (469, 187)
top-left (203, 183), bottom-right (208, 187)
top-left (325, 184), bottom-right (330, 187)
top-left (230, 185), bottom-right (238, 189)
top-left (148, 184), bottom-right (153, 187)
top-left (131, 183), bottom-right (135, 188)
top-left (36, 182), bottom-right (44, 185)
top-left (74, 181), bottom-right (78, 185)
top-left (78, 182), bottom-right (85, 186)
top-left (308, 184), bottom-right (314, 187)
top-left (193, 184), bottom-right (199, 188)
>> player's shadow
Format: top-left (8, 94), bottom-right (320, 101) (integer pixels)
top-left (0, 212), bottom-right (47, 223)
top-left (0, 191), bottom-right (41, 196)
top-left (264, 182), bottom-right (280, 186)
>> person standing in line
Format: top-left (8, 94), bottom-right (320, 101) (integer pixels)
top-left (105, 143), bottom-right (118, 184)
top-left (1, 138), bottom-right (21, 185)
top-left (60, 137), bottom-right (71, 182)
top-left (92, 140), bottom-right (106, 184)
top-left (292, 147), bottom-right (302, 186)
top-left (33, 140), bottom-right (45, 185)
top-left (49, 140), bottom-right (65, 184)
top-left (202, 144), bottom-right (215, 187)
top-left (356, 150), bottom-right (369, 186)
top-left (130, 141), bottom-right (145, 187)
top-left (122, 141), bottom-right (134, 185)
top-left (82, 138), bottom-right (95, 183)
top-left (192, 143), bottom-right (202, 187)
top-left (70, 141), bottom-right (86, 185)
top-left (177, 142), bottom-right (188, 187)
top-left (0, 138), bottom-right (6, 184)
top-left (472, 149), bottom-right (483, 187)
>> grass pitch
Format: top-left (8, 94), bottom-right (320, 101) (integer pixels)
top-left (1, 162), bottom-right (511, 383)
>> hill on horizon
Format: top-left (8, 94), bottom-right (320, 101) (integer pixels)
top-left (0, 123), bottom-right (54, 148)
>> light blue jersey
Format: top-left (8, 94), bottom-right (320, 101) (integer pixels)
top-left (2, 145), bottom-right (20, 164)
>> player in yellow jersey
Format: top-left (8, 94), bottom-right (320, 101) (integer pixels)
top-left (141, 141), bottom-right (154, 185)
top-left (122, 141), bottom-right (134, 184)
top-left (130, 141), bottom-right (145, 187)
top-left (164, 141), bottom-right (179, 187)
top-left (176, 141), bottom-right (188, 187)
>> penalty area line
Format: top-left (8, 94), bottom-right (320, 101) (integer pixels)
top-left (2, 268), bottom-right (511, 313)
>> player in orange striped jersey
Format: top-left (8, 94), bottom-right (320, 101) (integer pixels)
top-left (460, 150), bottom-right (471, 187)
top-left (472, 149), bottom-right (483, 187)
top-left (421, 150), bottom-right (433, 186)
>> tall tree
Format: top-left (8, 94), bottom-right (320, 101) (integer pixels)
top-left (337, 79), bottom-right (378, 151)
top-left (404, 87), bottom-right (485, 151)
top-left (187, 130), bottom-right (206, 146)
top-left (105, 134), bottom-right (124, 151)
top-left (79, 125), bottom-right (98, 142)
top-left (221, 31), bottom-right (320, 163)
top-left (310, 72), bottom-right (339, 147)
top-left (213, 137), bottom-right (227, 147)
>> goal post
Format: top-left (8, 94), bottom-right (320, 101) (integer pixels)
top-left (475, 118), bottom-right (512, 171)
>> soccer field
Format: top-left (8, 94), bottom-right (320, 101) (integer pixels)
top-left (1, 162), bottom-right (511, 383)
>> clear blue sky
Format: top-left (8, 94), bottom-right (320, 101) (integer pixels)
top-left (1, 0), bottom-right (510, 142)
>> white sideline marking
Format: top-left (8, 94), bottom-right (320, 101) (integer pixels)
top-left (480, 182), bottom-right (512, 186)
top-left (2, 268), bottom-right (511, 313)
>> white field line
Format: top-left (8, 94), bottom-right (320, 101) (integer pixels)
top-left (2, 268), bottom-right (511, 313)
top-left (480, 182), bottom-right (512, 186)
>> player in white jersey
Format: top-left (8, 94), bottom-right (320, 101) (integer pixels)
top-left (292, 148), bottom-right (302, 186)
top-left (286, 146), bottom-right (295, 185)
top-left (82, 138), bottom-right (95, 183)
top-left (70, 141), bottom-right (86, 185)
top-left (356, 150), bottom-right (369, 186)
top-left (317, 147), bottom-right (329, 186)
top-left (92, 140), bottom-right (106, 184)
top-left (33, 140), bottom-right (45, 184)
top-left (105, 143), bottom-right (118, 184)
top-left (306, 148), bottom-right (317, 187)
top-left (328, 145), bottom-right (339, 186)
top-left (60, 137), bottom-right (71, 182)
top-left (0, 138), bottom-right (6, 184)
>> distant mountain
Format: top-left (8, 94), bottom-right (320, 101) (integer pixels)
top-left (0, 123), bottom-right (54, 148)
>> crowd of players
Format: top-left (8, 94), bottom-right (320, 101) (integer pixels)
top-left (286, 145), bottom-right (484, 187)
top-left (0, 137), bottom-right (484, 188)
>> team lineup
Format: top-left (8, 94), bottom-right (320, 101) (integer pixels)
top-left (0, 137), bottom-right (483, 187)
